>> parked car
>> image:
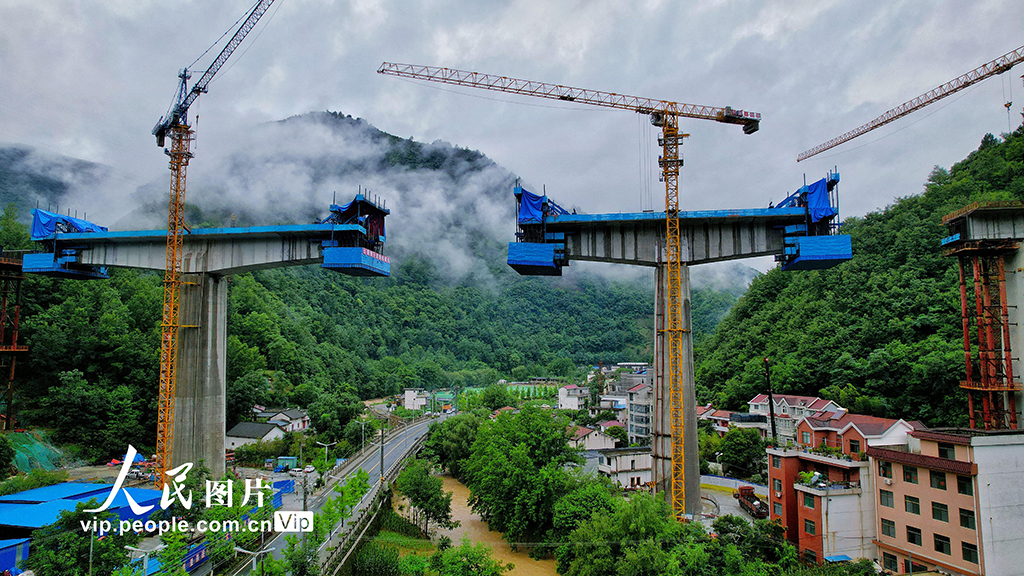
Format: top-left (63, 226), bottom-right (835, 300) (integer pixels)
top-left (303, 465), bottom-right (315, 474)
top-left (288, 468), bottom-right (304, 477)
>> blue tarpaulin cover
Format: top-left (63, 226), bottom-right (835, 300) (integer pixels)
top-left (806, 178), bottom-right (837, 223)
top-left (515, 187), bottom-right (569, 224)
top-left (774, 178), bottom-right (836, 223)
top-left (30, 209), bottom-right (107, 240)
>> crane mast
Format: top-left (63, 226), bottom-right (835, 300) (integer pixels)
top-left (798, 43), bottom-right (1024, 162)
top-left (378, 62), bottom-right (760, 515)
top-left (152, 0), bottom-right (276, 486)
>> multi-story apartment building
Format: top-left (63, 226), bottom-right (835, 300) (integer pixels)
top-left (749, 394), bottom-right (844, 445)
top-left (867, 428), bottom-right (1024, 576)
top-left (597, 446), bottom-right (652, 488)
top-left (767, 411), bottom-right (919, 564)
top-left (558, 384), bottom-right (590, 410)
top-left (627, 382), bottom-right (653, 443)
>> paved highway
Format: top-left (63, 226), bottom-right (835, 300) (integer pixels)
top-left (223, 417), bottom-right (438, 576)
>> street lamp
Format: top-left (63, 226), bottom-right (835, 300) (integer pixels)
top-left (315, 441), bottom-right (337, 469)
top-left (357, 420), bottom-right (369, 453)
top-left (234, 544), bottom-right (274, 574)
top-left (125, 544), bottom-right (165, 575)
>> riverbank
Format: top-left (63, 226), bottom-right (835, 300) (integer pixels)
top-left (434, 474), bottom-right (558, 576)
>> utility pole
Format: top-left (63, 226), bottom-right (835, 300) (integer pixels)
top-left (357, 420), bottom-right (368, 453)
top-left (764, 357), bottom-right (778, 446)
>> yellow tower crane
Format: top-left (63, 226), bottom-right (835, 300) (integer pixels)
top-left (798, 43), bottom-right (1024, 162)
top-left (377, 62), bottom-right (760, 514)
top-left (151, 0), bottom-right (277, 486)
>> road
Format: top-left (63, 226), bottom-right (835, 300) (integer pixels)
top-left (223, 417), bottom-right (438, 576)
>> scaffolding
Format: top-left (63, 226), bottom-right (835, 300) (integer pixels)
top-left (0, 255), bottom-right (27, 431)
top-left (948, 243), bottom-right (1021, 430)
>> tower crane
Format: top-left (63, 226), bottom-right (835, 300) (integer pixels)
top-left (151, 0), bottom-right (276, 486)
top-left (798, 43), bottom-right (1024, 162)
top-left (377, 62), bottom-right (760, 515)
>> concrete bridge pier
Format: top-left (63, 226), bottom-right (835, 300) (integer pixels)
top-left (652, 263), bottom-right (701, 517)
top-left (173, 273), bottom-right (228, 478)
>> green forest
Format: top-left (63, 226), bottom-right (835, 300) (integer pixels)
top-left (696, 127), bottom-right (1024, 427)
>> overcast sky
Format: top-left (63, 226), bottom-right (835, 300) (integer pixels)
top-left (2, 0), bottom-right (1023, 231)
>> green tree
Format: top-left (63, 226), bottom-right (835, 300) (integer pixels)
top-left (717, 427), bottom-right (765, 479)
top-left (480, 385), bottom-right (514, 411)
top-left (396, 459), bottom-right (458, 532)
top-left (423, 413), bottom-right (482, 480)
top-left (604, 425), bottom-right (628, 448)
top-left (0, 204), bottom-right (30, 250)
top-left (23, 500), bottom-right (142, 576)
top-left (464, 406), bottom-right (581, 548)
top-left (431, 537), bottom-right (513, 576)
top-left (0, 435), bottom-right (15, 478)
top-left (308, 390), bottom-right (363, 441)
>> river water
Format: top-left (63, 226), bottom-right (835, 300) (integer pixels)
top-left (435, 475), bottom-right (558, 576)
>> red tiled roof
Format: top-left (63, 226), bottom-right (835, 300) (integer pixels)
top-left (866, 446), bottom-right (977, 476)
top-left (912, 429), bottom-right (969, 445)
top-left (696, 406), bottom-right (715, 416)
top-left (570, 426), bottom-right (593, 441)
top-left (628, 383), bottom-right (649, 393)
top-left (600, 420), bottom-right (624, 428)
top-left (808, 398), bottom-right (832, 410)
top-left (562, 384), bottom-right (578, 390)
top-left (711, 410), bottom-right (733, 420)
top-left (805, 412), bottom-right (903, 437)
top-left (750, 394), bottom-right (769, 403)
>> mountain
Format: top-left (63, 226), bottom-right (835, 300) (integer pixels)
top-left (695, 128), bottom-right (1024, 427)
top-left (1, 112), bottom-right (745, 459)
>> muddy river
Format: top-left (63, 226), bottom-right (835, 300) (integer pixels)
top-left (435, 475), bottom-right (558, 576)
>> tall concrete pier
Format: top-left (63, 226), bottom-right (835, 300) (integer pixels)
top-left (29, 221), bottom-right (378, 477)
top-left (537, 206), bottom-right (809, 516)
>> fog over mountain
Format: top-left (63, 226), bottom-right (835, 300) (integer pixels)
top-left (1, 111), bottom-right (759, 292)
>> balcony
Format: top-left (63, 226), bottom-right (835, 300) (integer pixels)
top-left (768, 447), bottom-right (867, 469)
top-left (794, 481), bottom-right (862, 497)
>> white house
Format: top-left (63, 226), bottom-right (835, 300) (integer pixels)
top-left (226, 422), bottom-right (286, 450)
top-left (267, 408), bottom-right (310, 433)
top-left (558, 384), bottom-right (589, 411)
top-left (404, 388), bottom-right (430, 411)
top-left (597, 447), bottom-right (652, 488)
top-left (569, 426), bottom-right (617, 451)
top-left (627, 382), bottom-right (653, 443)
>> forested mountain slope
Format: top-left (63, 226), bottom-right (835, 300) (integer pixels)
top-left (696, 128), bottom-right (1024, 427)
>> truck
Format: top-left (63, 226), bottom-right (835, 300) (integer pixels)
top-left (733, 485), bottom-right (768, 519)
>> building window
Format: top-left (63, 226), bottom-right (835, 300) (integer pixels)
top-left (907, 526), bottom-right (922, 546)
top-left (938, 442), bottom-right (956, 459)
top-left (849, 439), bottom-right (860, 454)
top-left (878, 460), bottom-right (892, 478)
top-left (773, 502), bottom-right (783, 516)
top-left (905, 495), bottom-right (920, 515)
top-left (773, 478), bottom-right (782, 492)
top-left (804, 519), bottom-right (816, 535)
top-left (882, 552), bottom-right (898, 572)
top-left (803, 493), bottom-right (815, 508)
top-left (930, 470), bottom-right (947, 490)
top-left (881, 518), bottom-right (896, 538)
top-left (880, 489), bottom-right (894, 508)
top-left (957, 475), bottom-right (973, 496)
top-left (802, 431), bottom-right (811, 444)
top-left (932, 502), bottom-right (949, 522)
top-left (772, 455), bottom-right (781, 468)
top-left (963, 542), bottom-right (979, 564)
top-left (903, 465), bottom-right (918, 484)
top-left (804, 549), bottom-right (816, 565)
top-left (631, 459), bottom-right (636, 470)
top-left (960, 508), bottom-right (976, 530)
top-left (935, 534), bottom-right (951, 555)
